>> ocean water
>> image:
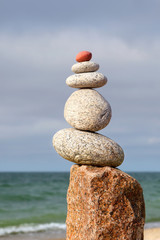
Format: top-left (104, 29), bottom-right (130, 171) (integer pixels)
top-left (0, 171), bottom-right (160, 238)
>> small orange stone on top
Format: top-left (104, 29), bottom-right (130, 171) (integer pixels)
top-left (76, 51), bottom-right (92, 62)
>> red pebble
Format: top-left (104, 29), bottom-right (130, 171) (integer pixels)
top-left (76, 51), bottom-right (92, 62)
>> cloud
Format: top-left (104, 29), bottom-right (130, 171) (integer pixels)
top-left (147, 137), bottom-right (160, 145)
top-left (0, 29), bottom-right (157, 93)
top-left (0, 29), bottom-right (160, 133)
top-left (0, 30), bottom-right (149, 69)
top-left (1, 0), bottom-right (160, 40)
top-left (0, 118), bottom-right (68, 140)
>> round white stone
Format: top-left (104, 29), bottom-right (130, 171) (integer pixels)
top-left (71, 61), bottom-right (99, 73)
top-left (64, 89), bottom-right (112, 131)
top-left (66, 72), bottom-right (107, 89)
top-left (53, 128), bottom-right (124, 167)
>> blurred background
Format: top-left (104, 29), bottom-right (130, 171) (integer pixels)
top-left (0, 0), bottom-right (160, 172)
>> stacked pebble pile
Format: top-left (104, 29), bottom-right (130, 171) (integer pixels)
top-left (53, 51), bottom-right (124, 168)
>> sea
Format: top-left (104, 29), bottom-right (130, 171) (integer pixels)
top-left (0, 171), bottom-right (160, 239)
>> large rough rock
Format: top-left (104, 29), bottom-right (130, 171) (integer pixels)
top-left (66, 165), bottom-right (145, 240)
top-left (64, 89), bottom-right (111, 131)
top-left (53, 128), bottom-right (124, 167)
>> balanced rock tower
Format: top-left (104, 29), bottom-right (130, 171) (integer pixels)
top-left (53, 51), bottom-right (145, 240)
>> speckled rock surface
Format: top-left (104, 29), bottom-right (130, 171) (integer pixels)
top-left (52, 128), bottom-right (124, 167)
top-left (71, 61), bottom-right (99, 73)
top-left (66, 72), bottom-right (107, 89)
top-left (64, 89), bottom-right (111, 131)
top-left (66, 165), bottom-right (145, 240)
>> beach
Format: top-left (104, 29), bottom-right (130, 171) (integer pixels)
top-left (144, 228), bottom-right (160, 240)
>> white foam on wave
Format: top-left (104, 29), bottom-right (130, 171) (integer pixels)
top-left (145, 222), bottom-right (160, 229)
top-left (1, 222), bottom-right (160, 236)
top-left (0, 222), bottom-right (66, 236)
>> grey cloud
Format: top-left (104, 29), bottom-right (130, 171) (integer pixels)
top-left (0, 30), bottom-right (159, 134)
top-left (0, 0), bottom-right (160, 39)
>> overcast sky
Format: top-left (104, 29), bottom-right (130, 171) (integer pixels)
top-left (0, 0), bottom-right (160, 172)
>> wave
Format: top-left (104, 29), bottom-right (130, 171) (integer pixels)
top-left (0, 222), bottom-right (66, 236)
top-left (1, 221), bottom-right (160, 236)
top-left (145, 222), bottom-right (160, 229)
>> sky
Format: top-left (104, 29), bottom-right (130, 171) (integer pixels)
top-left (0, 0), bottom-right (160, 172)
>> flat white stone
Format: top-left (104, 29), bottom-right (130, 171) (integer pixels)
top-left (66, 72), bottom-right (107, 89)
top-left (71, 61), bottom-right (99, 73)
top-left (53, 128), bottom-right (124, 167)
top-left (64, 89), bottom-right (112, 131)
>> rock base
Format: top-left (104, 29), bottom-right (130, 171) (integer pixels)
top-left (66, 165), bottom-right (145, 240)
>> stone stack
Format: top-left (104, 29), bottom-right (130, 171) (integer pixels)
top-left (52, 51), bottom-right (145, 240)
top-left (53, 51), bottom-right (124, 168)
